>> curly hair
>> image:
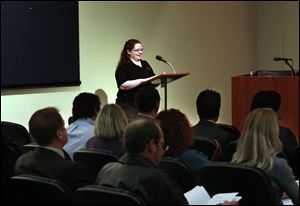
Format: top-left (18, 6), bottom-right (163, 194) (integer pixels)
top-left (155, 108), bottom-right (194, 156)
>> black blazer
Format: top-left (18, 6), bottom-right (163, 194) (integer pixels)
top-left (15, 147), bottom-right (92, 191)
top-left (279, 126), bottom-right (298, 148)
top-left (96, 154), bottom-right (188, 205)
top-left (279, 126), bottom-right (299, 178)
top-left (192, 120), bottom-right (239, 161)
top-left (193, 120), bottom-right (238, 144)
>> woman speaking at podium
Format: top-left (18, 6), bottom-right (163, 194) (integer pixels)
top-left (115, 39), bottom-right (156, 121)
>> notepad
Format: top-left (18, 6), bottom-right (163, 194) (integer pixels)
top-left (207, 192), bottom-right (242, 205)
top-left (184, 186), bottom-right (242, 205)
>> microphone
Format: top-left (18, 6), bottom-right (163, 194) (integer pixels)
top-left (273, 57), bottom-right (295, 76)
top-left (155, 55), bottom-right (176, 73)
top-left (273, 57), bottom-right (292, 61)
top-left (156, 55), bottom-right (167, 63)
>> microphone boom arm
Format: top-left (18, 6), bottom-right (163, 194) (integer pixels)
top-left (156, 55), bottom-right (176, 73)
top-left (166, 61), bottom-right (176, 74)
top-left (284, 60), bottom-right (296, 76)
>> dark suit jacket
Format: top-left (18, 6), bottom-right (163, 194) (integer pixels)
top-left (279, 126), bottom-right (299, 178)
top-left (279, 126), bottom-right (298, 148)
top-left (96, 154), bottom-right (188, 205)
top-left (15, 147), bottom-right (92, 191)
top-left (192, 120), bottom-right (239, 161)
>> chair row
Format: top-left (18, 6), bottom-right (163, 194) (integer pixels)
top-left (5, 174), bottom-right (145, 205)
top-left (17, 146), bottom-right (197, 193)
top-left (5, 161), bottom-right (279, 205)
top-left (73, 149), bottom-right (198, 193)
top-left (4, 139), bottom-right (235, 195)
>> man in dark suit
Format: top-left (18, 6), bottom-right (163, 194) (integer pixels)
top-left (192, 89), bottom-right (239, 161)
top-left (96, 118), bottom-right (188, 204)
top-left (15, 107), bottom-right (92, 191)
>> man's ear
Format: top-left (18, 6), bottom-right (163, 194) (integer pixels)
top-left (56, 128), bottom-right (65, 141)
top-left (147, 139), bottom-right (156, 154)
top-left (92, 113), bottom-right (98, 121)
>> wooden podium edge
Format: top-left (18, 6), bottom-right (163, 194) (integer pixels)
top-left (145, 72), bottom-right (190, 85)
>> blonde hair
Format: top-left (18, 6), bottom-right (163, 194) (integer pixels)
top-left (231, 108), bottom-right (282, 170)
top-left (94, 104), bottom-right (128, 141)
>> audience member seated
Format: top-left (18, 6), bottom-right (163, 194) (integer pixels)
top-left (250, 90), bottom-right (299, 178)
top-left (14, 107), bottom-right (92, 192)
top-left (96, 118), bottom-right (188, 205)
top-left (135, 85), bottom-right (161, 118)
top-left (86, 104), bottom-right (127, 157)
top-left (231, 108), bottom-right (299, 205)
top-left (64, 92), bottom-right (101, 159)
top-left (192, 89), bottom-right (239, 161)
top-left (156, 108), bottom-right (209, 186)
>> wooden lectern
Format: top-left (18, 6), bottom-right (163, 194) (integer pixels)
top-left (143, 72), bottom-right (190, 109)
top-left (232, 74), bottom-right (299, 143)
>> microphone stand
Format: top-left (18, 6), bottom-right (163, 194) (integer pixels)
top-left (166, 61), bottom-right (176, 74)
top-left (284, 60), bottom-right (296, 76)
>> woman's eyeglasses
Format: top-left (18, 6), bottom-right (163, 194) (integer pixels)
top-left (163, 144), bottom-right (169, 152)
top-left (132, 48), bottom-right (144, 52)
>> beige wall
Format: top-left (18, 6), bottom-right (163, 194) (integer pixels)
top-left (257, 1), bottom-right (299, 70)
top-left (1, 1), bottom-right (298, 131)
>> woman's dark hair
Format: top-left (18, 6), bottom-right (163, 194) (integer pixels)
top-left (117, 39), bottom-right (141, 67)
top-left (250, 90), bottom-right (281, 112)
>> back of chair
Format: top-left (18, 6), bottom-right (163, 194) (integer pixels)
top-left (8, 174), bottom-right (74, 204)
top-left (1, 174), bottom-right (8, 200)
top-left (1, 143), bottom-right (23, 181)
top-left (73, 149), bottom-right (119, 182)
top-left (192, 136), bottom-right (222, 161)
top-left (75, 185), bottom-right (146, 205)
top-left (226, 140), bottom-right (238, 161)
top-left (1, 121), bottom-right (31, 146)
top-left (159, 157), bottom-right (196, 193)
top-left (199, 162), bottom-right (280, 205)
